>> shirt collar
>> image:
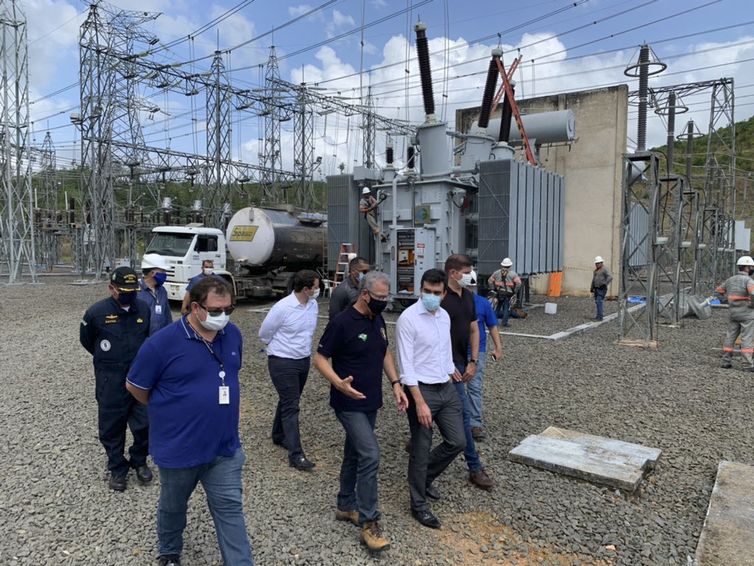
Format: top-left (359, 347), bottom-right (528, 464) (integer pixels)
top-left (180, 315), bottom-right (225, 340)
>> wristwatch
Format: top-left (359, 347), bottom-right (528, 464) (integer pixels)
top-left (390, 380), bottom-right (400, 386)
top-left (469, 359), bottom-right (478, 364)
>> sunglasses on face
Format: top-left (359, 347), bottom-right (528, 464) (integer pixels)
top-left (197, 303), bottom-right (235, 316)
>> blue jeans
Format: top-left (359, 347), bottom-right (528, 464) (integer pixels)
top-left (466, 355), bottom-right (487, 429)
top-left (269, 356), bottom-right (310, 462)
top-left (496, 295), bottom-right (511, 326)
top-left (453, 364), bottom-right (482, 472)
top-left (157, 448), bottom-right (253, 565)
top-left (594, 287), bottom-right (607, 319)
top-left (334, 410), bottom-right (380, 524)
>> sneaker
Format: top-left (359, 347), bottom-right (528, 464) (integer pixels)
top-left (469, 468), bottom-right (494, 490)
top-left (360, 521), bottom-right (390, 552)
top-left (108, 473), bottom-right (127, 492)
top-left (157, 555), bottom-right (181, 566)
top-left (471, 427), bottom-right (486, 441)
top-left (721, 361), bottom-right (733, 369)
top-left (335, 509), bottom-right (359, 526)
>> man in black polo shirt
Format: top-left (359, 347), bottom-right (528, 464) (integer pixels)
top-left (441, 254), bottom-right (494, 490)
top-left (314, 271), bottom-right (408, 552)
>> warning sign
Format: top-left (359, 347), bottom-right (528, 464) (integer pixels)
top-left (230, 225), bottom-right (258, 242)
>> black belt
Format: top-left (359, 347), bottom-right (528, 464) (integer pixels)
top-left (418, 381), bottom-right (450, 388)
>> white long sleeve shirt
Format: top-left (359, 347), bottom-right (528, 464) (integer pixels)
top-left (395, 299), bottom-right (456, 386)
top-left (258, 292), bottom-right (318, 359)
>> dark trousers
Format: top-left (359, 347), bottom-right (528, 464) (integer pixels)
top-left (594, 287), bottom-right (607, 319)
top-left (269, 356), bottom-right (310, 462)
top-left (95, 370), bottom-right (148, 475)
top-left (335, 410), bottom-right (380, 524)
top-left (407, 381), bottom-right (466, 512)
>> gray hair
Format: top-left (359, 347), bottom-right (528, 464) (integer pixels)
top-left (359, 271), bottom-right (390, 292)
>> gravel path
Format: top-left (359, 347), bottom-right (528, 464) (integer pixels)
top-left (1, 278), bottom-right (750, 565)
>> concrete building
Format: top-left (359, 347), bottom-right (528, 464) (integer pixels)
top-left (456, 84), bottom-right (628, 297)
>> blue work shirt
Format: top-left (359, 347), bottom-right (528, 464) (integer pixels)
top-left (137, 280), bottom-right (172, 336)
top-left (317, 306), bottom-right (388, 413)
top-left (472, 293), bottom-right (498, 353)
top-left (127, 316), bottom-right (243, 468)
top-left (186, 272), bottom-right (226, 292)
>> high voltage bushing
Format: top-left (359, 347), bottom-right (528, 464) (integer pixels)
top-left (499, 82), bottom-right (514, 143)
top-left (477, 49), bottom-right (502, 130)
top-left (624, 44), bottom-right (666, 152)
top-left (655, 91), bottom-right (688, 176)
top-left (414, 22), bottom-right (435, 120)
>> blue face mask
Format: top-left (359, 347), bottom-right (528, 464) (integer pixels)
top-left (153, 272), bottom-right (168, 286)
top-left (421, 293), bottom-right (441, 312)
top-left (358, 272), bottom-right (366, 283)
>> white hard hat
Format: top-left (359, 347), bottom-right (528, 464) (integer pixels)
top-left (141, 253), bottom-right (168, 271)
top-left (468, 270), bottom-right (477, 286)
top-left (500, 257), bottom-right (513, 267)
top-left (594, 256), bottom-right (604, 264)
top-left (737, 255), bottom-right (754, 267)
top-left (362, 187), bottom-right (371, 195)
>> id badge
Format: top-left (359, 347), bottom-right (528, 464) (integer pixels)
top-left (219, 386), bottom-right (230, 405)
top-left (155, 305), bottom-right (162, 315)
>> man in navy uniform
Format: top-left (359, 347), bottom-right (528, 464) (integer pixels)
top-left (80, 266), bottom-right (152, 492)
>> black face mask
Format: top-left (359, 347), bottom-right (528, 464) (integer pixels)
top-left (118, 292), bottom-right (137, 306)
top-left (367, 296), bottom-right (388, 316)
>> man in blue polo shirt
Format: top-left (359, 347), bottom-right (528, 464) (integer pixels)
top-left (126, 277), bottom-right (253, 566)
top-left (313, 271), bottom-right (408, 552)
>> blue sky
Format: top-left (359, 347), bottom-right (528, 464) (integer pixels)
top-left (21, 0), bottom-right (754, 176)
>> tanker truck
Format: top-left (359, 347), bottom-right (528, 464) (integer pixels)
top-left (145, 206), bottom-right (326, 301)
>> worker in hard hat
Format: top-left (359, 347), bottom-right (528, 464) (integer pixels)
top-left (487, 258), bottom-right (522, 327)
top-left (715, 255), bottom-right (754, 371)
top-left (139, 253), bottom-right (173, 335)
top-left (590, 256), bottom-right (612, 321)
top-left (359, 187), bottom-right (387, 243)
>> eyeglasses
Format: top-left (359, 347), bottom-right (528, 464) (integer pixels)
top-left (198, 303), bottom-right (235, 316)
top-left (367, 290), bottom-right (390, 301)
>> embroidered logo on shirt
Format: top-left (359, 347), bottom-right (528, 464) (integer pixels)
top-left (136, 318), bottom-right (144, 324)
top-left (105, 314), bottom-right (118, 324)
top-left (358, 333), bottom-right (368, 342)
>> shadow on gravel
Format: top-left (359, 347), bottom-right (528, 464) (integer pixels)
top-left (436, 511), bottom-right (614, 566)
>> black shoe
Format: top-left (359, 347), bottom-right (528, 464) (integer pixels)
top-left (425, 483), bottom-right (441, 500)
top-left (412, 509), bottom-right (441, 529)
top-left (157, 555), bottom-right (181, 566)
top-left (721, 362), bottom-right (733, 369)
top-left (289, 456), bottom-right (315, 470)
top-left (108, 473), bottom-right (127, 492)
top-left (135, 464), bottom-right (153, 484)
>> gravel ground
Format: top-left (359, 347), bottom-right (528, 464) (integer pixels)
top-left (1, 277), bottom-right (751, 565)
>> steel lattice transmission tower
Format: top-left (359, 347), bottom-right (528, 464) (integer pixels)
top-left (78, 2), bottom-right (158, 277)
top-left (260, 46), bottom-right (284, 204)
top-left (37, 131), bottom-right (58, 271)
top-left (0, 0), bottom-right (36, 283)
top-left (204, 50), bottom-right (233, 228)
top-left (293, 87), bottom-right (316, 210)
top-left (362, 86), bottom-right (376, 169)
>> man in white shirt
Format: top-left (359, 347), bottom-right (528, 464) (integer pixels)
top-left (396, 268), bottom-right (466, 529)
top-left (259, 270), bottom-right (320, 470)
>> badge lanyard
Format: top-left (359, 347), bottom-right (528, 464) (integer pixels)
top-left (200, 338), bottom-right (230, 405)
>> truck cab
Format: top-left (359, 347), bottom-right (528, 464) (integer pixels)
top-left (145, 225), bottom-right (232, 302)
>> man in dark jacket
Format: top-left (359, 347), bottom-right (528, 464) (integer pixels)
top-left (328, 256), bottom-right (370, 320)
top-left (80, 266), bottom-right (152, 491)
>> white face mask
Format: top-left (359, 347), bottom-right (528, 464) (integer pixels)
top-left (310, 288), bottom-right (320, 300)
top-left (458, 273), bottom-right (474, 288)
top-left (199, 312), bottom-right (229, 332)
top-left (203, 268), bottom-right (214, 275)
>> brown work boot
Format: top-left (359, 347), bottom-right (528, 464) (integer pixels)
top-left (335, 509), bottom-right (359, 526)
top-left (469, 468), bottom-right (494, 490)
top-left (360, 521), bottom-right (390, 552)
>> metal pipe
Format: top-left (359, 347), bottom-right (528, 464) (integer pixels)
top-left (477, 49), bottom-right (502, 130)
top-left (414, 22), bottom-right (435, 120)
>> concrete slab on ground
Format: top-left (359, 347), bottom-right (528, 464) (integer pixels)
top-left (694, 460), bottom-right (754, 566)
top-left (509, 427), bottom-right (661, 492)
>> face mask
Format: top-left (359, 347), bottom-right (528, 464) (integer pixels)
top-left (367, 296), bottom-right (387, 316)
top-left (203, 268), bottom-right (214, 276)
top-left (458, 273), bottom-right (474, 288)
top-left (310, 288), bottom-right (320, 300)
top-left (358, 272), bottom-right (366, 283)
top-left (153, 272), bottom-right (167, 286)
top-left (199, 311), bottom-right (229, 332)
top-left (118, 291), bottom-right (137, 306)
top-left (421, 293), bottom-right (441, 312)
